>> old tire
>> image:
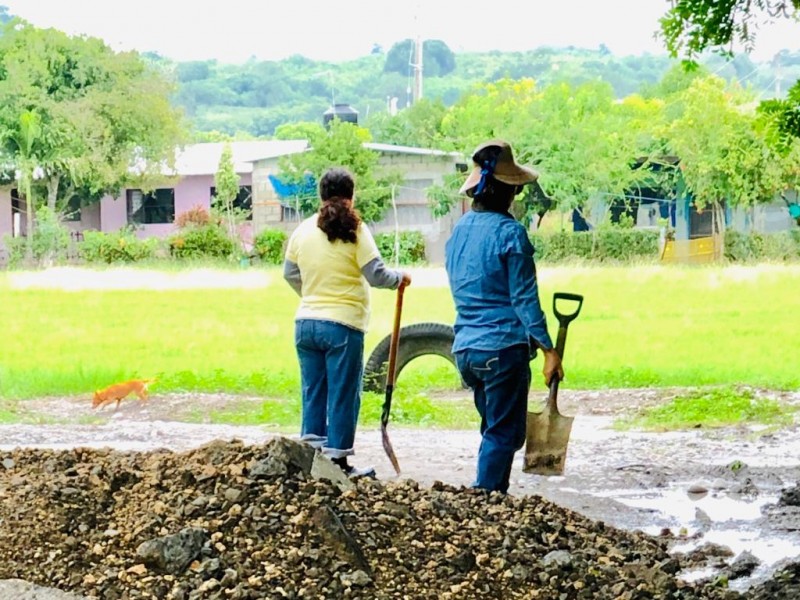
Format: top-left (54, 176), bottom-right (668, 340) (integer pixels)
top-left (362, 322), bottom-right (464, 393)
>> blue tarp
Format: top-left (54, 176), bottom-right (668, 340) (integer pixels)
top-left (268, 173), bottom-right (316, 204)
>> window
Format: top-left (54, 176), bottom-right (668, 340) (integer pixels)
top-left (127, 188), bottom-right (175, 224)
top-left (210, 185), bottom-right (252, 220)
top-left (63, 195), bottom-right (81, 222)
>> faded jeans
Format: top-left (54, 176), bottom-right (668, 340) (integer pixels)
top-left (455, 344), bottom-right (531, 493)
top-left (295, 318), bottom-right (364, 459)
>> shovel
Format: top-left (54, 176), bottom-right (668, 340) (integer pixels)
top-left (523, 292), bottom-right (584, 476)
top-left (380, 283), bottom-right (405, 475)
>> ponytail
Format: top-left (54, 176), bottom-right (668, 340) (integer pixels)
top-left (317, 198), bottom-right (361, 243)
top-left (316, 167), bottom-right (361, 243)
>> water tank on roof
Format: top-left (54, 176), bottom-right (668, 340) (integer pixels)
top-left (323, 103), bottom-right (358, 128)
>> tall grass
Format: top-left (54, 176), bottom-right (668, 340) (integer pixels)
top-left (1, 264), bottom-right (798, 404)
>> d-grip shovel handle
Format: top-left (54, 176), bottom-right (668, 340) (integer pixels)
top-left (548, 292), bottom-right (584, 408)
top-left (552, 292), bottom-right (583, 362)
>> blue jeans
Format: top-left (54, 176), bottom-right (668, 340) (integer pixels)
top-left (455, 344), bottom-right (531, 493)
top-left (295, 319), bottom-right (364, 459)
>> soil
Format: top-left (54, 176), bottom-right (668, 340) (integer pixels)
top-left (2, 386), bottom-right (799, 596)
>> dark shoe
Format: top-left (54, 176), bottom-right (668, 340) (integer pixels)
top-left (332, 457), bottom-right (376, 479)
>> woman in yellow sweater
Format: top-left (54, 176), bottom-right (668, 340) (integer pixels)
top-left (283, 167), bottom-right (411, 477)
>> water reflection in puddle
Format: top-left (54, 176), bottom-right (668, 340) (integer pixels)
top-left (595, 488), bottom-right (774, 523)
top-left (586, 485), bottom-right (800, 589)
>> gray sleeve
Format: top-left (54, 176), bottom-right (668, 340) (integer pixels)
top-left (361, 257), bottom-right (402, 289)
top-left (283, 259), bottom-right (302, 296)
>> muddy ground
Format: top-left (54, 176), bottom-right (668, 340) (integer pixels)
top-left (2, 386), bottom-right (799, 593)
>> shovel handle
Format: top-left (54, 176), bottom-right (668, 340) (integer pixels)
top-left (381, 283), bottom-right (406, 426)
top-left (553, 292), bottom-right (583, 362)
top-left (547, 372), bottom-right (561, 410)
top-left (553, 293), bottom-right (583, 328)
top-left (386, 283), bottom-right (406, 388)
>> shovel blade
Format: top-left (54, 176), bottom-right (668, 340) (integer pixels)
top-left (523, 407), bottom-right (574, 476)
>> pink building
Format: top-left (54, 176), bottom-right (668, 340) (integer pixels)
top-left (0, 140), bottom-right (308, 245)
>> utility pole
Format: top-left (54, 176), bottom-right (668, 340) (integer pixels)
top-left (412, 35), bottom-right (423, 103)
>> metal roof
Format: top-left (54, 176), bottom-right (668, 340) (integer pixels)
top-left (170, 140), bottom-right (309, 176)
top-left (167, 140), bottom-right (461, 177)
top-left (363, 142), bottom-right (462, 158)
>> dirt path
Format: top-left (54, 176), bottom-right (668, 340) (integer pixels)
top-left (3, 387), bottom-right (800, 592)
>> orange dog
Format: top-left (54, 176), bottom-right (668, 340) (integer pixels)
top-left (92, 379), bottom-right (155, 410)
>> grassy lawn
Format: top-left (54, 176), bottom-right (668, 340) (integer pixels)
top-left (1, 264), bottom-right (798, 428)
top-left (615, 386), bottom-right (798, 431)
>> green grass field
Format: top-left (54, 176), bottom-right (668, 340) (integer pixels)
top-left (1, 264), bottom-right (798, 416)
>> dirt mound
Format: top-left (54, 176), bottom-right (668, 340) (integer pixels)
top-left (0, 437), bottom-right (747, 599)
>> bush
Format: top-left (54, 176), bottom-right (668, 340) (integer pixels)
top-left (531, 229), bottom-right (660, 263)
top-left (32, 206), bottom-right (71, 265)
top-left (724, 230), bottom-right (800, 262)
top-left (374, 231), bottom-right (427, 265)
top-left (79, 227), bottom-right (160, 263)
top-left (175, 205), bottom-right (215, 228)
top-left (253, 228), bottom-right (288, 265)
top-left (168, 223), bottom-right (236, 259)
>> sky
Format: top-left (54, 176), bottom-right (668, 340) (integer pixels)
top-left (5, 0), bottom-right (800, 64)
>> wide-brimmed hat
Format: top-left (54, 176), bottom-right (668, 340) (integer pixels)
top-left (459, 139), bottom-right (538, 197)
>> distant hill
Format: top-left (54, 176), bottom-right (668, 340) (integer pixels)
top-left (155, 43), bottom-right (800, 138)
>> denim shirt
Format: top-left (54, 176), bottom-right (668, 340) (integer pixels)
top-left (445, 209), bottom-right (554, 353)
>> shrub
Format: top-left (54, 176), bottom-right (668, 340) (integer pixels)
top-left (168, 223), bottom-right (236, 259)
top-left (725, 230), bottom-right (800, 262)
top-left (79, 227), bottom-right (160, 263)
top-left (32, 206), bottom-right (71, 265)
top-left (531, 229), bottom-right (660, 263)
top-left (253, 228), bottom-right (288, 265)
top-left (374, 231), bottom-right (427, 265)
top-left (175, 205), bottom-right (214, 228)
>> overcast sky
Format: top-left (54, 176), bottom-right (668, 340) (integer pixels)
top-left (5, 0), bottom-right (800, 64)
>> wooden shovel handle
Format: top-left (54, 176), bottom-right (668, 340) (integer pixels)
top-left (386, 283), bottom-right (405, 387)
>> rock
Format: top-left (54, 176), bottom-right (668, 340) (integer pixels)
top-left (0, 579), bottom-right (86, 599)
top-left (339, 570), bottom-right (371, 587)
top-left (688, 483), bottom-right (709, 495)
top-left (310, 452), bottom-right (354, 491)
top-left (310, 505), bottom-right (371, 575)
top-left (779, 484), bottom-right (800, 507)
top-left (136, 527), bottom-right (209, 574)
top-left (248, 437), bottom-right (314, 478)
top-left (721, 550), bottom-right (761, 580)
top-left (746, 560), bottom-right (800, 600)
top-left (542, 550), bottom-right (573, 568)
top-left (1, 458), bottom-right (14, 470)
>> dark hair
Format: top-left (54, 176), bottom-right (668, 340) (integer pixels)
top-left (317, 167), bottom-right (361, 243)
top-left (472, 177), bottom-right (520, 213)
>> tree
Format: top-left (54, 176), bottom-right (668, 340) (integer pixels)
top-left (441, 78), bottom-right (658, 222)
top-left (4, 110), bottom-right (41, 260)
top-left (0, 19), bottom-right (186, 230)
top-left (213, 143), bottom-right (240, 239)
top-left (278, 119), bottom-right (401, 223)
top-left (665, 75), bottom-right (789, 212)
top-left (383, 39), bottom-right (456, 78)
top-left (660, 0), bottom-right (800, 62)
top-left (364, 98), bottom-right (451, 149)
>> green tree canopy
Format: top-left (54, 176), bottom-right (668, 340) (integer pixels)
top-left (0, 19), bottom-right (186, 221)
top-left (278, 119), bottom-right (400, 223)
top-left (660, 0), bottom-right (800, 62)
top-left (383, 39), bottom-right (456, 78)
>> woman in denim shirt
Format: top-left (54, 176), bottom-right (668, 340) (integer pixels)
top-left (445, 140), bottom-right (563, 493)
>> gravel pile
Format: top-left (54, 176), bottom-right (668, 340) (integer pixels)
top-left (0, 437), bottom-right (784, 599)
